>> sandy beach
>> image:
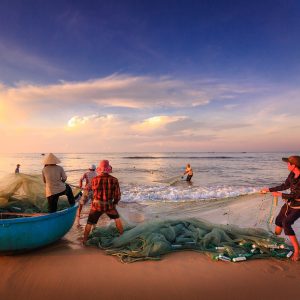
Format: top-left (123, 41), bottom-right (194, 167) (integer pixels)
top-left (1, 193), bottom-right (299, 300)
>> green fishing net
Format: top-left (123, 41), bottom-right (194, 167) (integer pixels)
top-left (87, 218), bottom-right (292, 263)
top-left (0, 174), bottom-right (78, 213)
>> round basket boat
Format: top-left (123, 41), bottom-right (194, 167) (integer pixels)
top-left (0, 204), bottom-right (78, 252)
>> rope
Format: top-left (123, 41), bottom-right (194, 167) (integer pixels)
top-left (267, 196), bottom-right (278, 233)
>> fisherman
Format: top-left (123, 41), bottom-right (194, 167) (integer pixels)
top-left (83, 160), bottom-right (123, 244)
top-left (183, 163), bottom-right (193, 182)
top-left (42, 153), bottom-right (75, 213)
top-left (76, 164), bottom-right (97, 225)
top-left (261, 155), bottom-right (300, 261)
top-left (15, 164), bottom-right (21, 174)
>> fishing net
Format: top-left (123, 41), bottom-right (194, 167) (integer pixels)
top-left (87, 218), bottom-right (292, 263)
top-left (154, 175), bottom-right (183, 185)
top-left (0, 173), bottom-right (78, 213)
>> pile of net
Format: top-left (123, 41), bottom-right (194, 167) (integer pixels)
top-left (0, 174), bottom-right (72, 213)
top-left (87, 218), bottom-right (293, 263)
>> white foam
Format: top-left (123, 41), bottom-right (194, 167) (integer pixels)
top-left (120, 184), bottom-right (259, 203)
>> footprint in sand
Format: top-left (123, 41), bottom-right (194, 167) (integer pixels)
top-left (267, 264), bottom-right (286, 273)
top-left (285, 275), bottom-right (296, 279)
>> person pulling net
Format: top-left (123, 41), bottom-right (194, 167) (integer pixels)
top-left (0, 173), bottom-right (81, 214)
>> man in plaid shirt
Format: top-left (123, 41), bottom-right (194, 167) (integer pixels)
top-left (83, 160), bottom-right (123, 244)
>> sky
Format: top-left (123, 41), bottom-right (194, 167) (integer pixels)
top-left (0, 0), bottom-right (300, 153)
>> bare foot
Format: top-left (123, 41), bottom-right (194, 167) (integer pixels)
top-left (291, 252), bottom-right (299, 262)
top-left (80, 238), bottom-right (87, 246)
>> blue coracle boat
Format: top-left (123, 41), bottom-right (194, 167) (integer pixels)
top-left (0, 204), bottom-right (78, 252)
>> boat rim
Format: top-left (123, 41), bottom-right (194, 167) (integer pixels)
top-left (0, 203), bottom-right (78, 224)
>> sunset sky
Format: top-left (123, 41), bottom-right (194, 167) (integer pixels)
top-left (1, 0), bottom-right (300, 152)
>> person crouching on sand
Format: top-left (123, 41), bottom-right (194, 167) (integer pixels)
top-left (42, 153), bottom-right (75, 213)
top-left (83, 160), bottom-right (123, 244)
top-left (77, 164), bottom-right (97, 225)
top-left (183, 163), bottom-right (193, 182)
top-left (261, 155), bottom-right (300, 261)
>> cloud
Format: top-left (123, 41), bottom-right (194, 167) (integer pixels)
top-left (67, 114), bottom-right (114, 128)
top-left (0, 73), bottom-right (263, 125)
top-left (133, 115), bottom-right (188, 133)
top-left (2, 73), bottom-right (300, 152)
top-left (66, 113), bottom-right (197, 139)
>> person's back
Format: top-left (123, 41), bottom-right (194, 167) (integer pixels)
top-left (42, 153), bottom-right (74, 213)
top-left (80, 169), bottom-right (97, 191)
top-left (42, 165), bottom-right (67, 197)
top-left (91, 173), bottom-right (120, 211)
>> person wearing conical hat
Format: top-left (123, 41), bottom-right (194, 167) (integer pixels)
top-left (261, 155), bottom-right (300, 262)
top-left (83, 160), bottom-right (123, 244)
top-left (76, 164), bottom-right (97, 226)
top-left (42, 153), bottom-right (75, 213)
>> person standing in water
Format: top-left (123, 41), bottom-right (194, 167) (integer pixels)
top-left (83, 160), bottom-right (123, 244)
top-left (261, 155), bottom-right (300, 262)
top-left (77, 164), bottom-right (97, 225)
top-left (42, 153), bottom-right (75, 213)
top-left (15, 164), bottom-right (21, 174)
top-left (183, 163), bottom-right (193, 182)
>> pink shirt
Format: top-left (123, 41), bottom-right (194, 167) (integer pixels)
top-left (79, 170), bottom-right (97, 190)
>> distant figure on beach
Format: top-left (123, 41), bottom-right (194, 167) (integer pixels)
top-left (42, 153), bottom-right (75, 213)
top-left (183, 163), bottom-right (193, 182)
top-left (261, 155), bottom-right (300, 261)
top-left (83, 160), bottom-right (123, 244)
top-left (15, 164), bottom-right (20, 174)
top-left (77, 164), bottom-right (97, 225)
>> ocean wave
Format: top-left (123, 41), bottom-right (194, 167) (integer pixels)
top-left (120, 184), bottom-right (259, 202)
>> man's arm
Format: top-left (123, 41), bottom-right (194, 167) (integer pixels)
top-left (269, 174), bottom-right (291, 193)
top-left (42, 170), bottom-right (46, 183)
top-left (61, 168), bottom-right (67, 182)
top-left (79, 173), bottom-right (86, 189)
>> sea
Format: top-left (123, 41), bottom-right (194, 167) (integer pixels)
top-left (0, 152), bottom-right (294, 203)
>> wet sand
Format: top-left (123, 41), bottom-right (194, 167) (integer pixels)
top-left (1, 194), bottom-right (299, 300)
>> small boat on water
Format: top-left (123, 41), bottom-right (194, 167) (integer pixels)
top-left (0, 204), bottom-right (78, 252)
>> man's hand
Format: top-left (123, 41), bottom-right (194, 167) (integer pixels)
top-left (271, 191), bottom-right (282, 197)
top-left (260, 188), bottom-right (269, 194)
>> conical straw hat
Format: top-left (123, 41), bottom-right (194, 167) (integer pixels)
top-left (43, 153), bottom-right (61, 165)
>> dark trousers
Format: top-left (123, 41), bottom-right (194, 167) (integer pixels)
top-left (47, 184), bottom-right (75, 213)
top-left (186, 174), bottom-right (193, 182)
top-left (275, 203), bottom-right (300, 236)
